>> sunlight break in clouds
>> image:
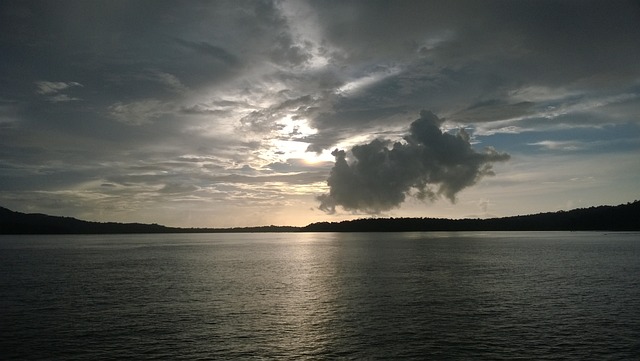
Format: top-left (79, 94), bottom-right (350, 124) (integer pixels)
top-left (270, 116), bottom-right (334, 164)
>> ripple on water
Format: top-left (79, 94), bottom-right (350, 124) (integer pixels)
top-left (1, 232), bottom-right (639, 359)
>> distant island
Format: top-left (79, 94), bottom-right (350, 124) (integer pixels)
top-left (1, 201), bottom-right (639, 234)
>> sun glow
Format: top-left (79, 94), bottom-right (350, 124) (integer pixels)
top-left (272, 116), bottom-right (334, 164)
top-left (272, 139), bottom-right (334, 164)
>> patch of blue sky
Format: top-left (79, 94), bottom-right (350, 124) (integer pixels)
top-left (476, 122), bottom-right (640, 155)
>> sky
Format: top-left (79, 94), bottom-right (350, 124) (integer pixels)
top-left (1, 0), bottom-right (639, 227)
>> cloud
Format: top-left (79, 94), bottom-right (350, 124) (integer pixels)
top-left (108, 99), bottom-right (170, 125)
top-left (267, 158), bottom-right (333, 173)
top-left (0, 98), bottom-right (21, 128)
top-left (35, 81), bottom-right (83, 102)
top-left (35, 81), bottom-right (82, 95)
top-left (472, 92), bottom-right (640, 136)
top-left (336, 66), bottom-right (401, 95)
top-left (317, 111), bottom-right (510, 214)
top-left (269, 32), bottom-right (312, 67)
top-left (210, 172), bottom-right (328, 185)
top-left (237, 95), bottom-right (319, 134)
top-left (147, 71), bottom-right (189, 94)
top-left (449, 99), bottom-right (535, 124)
top-left (174, 39), bottom-right (239, 66)
top-left (528, 140), bottom-right (584, 151)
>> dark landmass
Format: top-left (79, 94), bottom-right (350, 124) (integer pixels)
top-left (1, 201), bottom-right (638, 234)
top-left (303, 200), bottom-right (640, 232)
top-left (0, 206), bottom-right (299, 234)
top-left (0, 206), bottom-right (174, 234)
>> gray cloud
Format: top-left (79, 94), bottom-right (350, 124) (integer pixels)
top-left (108, 99), bottom-right (171, 125)
top-left (450, 100), bottom-right (535, 124)
top-left (35, 81), bottom-right (82, 95)
top-left (174, 39), bottom-right (240, 66)
top-left (237, 94), bottom-right (320, 134)
top-left (267, 158), bottom-right (333, 173)
top-left (269, 32), bottom-right (312, 67)
top-left (211, 172), bottom-right (328, 185)
top-left (318, 111), bottom-right (510, 213)
top-left (35, 81), bottom-right (83, 102)
top-left (295, 0), bottom-right (640, 152)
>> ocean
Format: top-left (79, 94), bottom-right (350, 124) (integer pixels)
top-left (1, 232), bottom-right (639, 359)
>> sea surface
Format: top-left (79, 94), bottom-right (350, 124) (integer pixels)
top-left (1, 232), bottom-right (639, 359)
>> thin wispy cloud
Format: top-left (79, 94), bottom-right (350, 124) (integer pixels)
top-left (528, 141), bottom-right (584, 151)
top-left (35, 81), bottom-right (83, 102)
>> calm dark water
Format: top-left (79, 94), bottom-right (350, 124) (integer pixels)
top-left (1, 232), bottom-right (639, 359)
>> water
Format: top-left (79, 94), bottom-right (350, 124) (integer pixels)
top-left (1, 232), bottom-right (639, 359)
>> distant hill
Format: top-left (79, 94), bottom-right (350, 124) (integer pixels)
top-left (1, 201), bottom-right (639, 234)
top-left (0, 206), bottom-right (300, 234)
top-left (0, 207), bottom-right (178, 234)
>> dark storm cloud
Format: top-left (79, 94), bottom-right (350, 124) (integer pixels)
top-left (317, 111), bottom-right (510, 213)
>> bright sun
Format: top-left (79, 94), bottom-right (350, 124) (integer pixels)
top-left (272, 116), bottom-right (334, 164)
top-left (272, 139), bottom-right (333, 164)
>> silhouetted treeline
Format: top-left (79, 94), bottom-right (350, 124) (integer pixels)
top-left (303, 201), bottom-right (640, 232)
top-left (179, 225), bottom-right (301, 233)
top-left (1, 201), bottom-right (639, 234)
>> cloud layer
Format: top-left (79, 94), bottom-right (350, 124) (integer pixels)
top-left (318, 111), bottom-right (510, 213)
top-left (0, 1), bottom-right (638, 226)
